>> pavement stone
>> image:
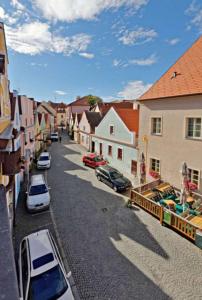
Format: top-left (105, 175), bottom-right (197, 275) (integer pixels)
top-left (47, 134), bottom-right (202, 300)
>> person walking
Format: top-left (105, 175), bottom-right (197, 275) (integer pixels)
top-left (59, 135), bottom-right (62, 143)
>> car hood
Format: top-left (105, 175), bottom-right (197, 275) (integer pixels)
top-left (97, 161), bottom-right (106, 166)
top-left (112, 177), bottom-right (131, 186)
top-left (27, 192), bottom-right (50, 205)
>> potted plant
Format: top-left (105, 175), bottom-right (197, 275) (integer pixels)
top-left (149, 170), bottom-right (160, 179)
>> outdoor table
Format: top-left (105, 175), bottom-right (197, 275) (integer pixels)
top-left (157, 183), bottom-right (171, 192)
top-left (186, 196), bottom-right (194, 204)
top-left (190, 216), bottom-right (202, 229)
top-left (142, 191), bottom-right (155, 198)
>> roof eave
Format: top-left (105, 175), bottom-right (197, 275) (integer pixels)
top-left (138, 92), bottom-right (202, 102)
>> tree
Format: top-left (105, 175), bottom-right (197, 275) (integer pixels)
top-left (87, 95), bottom-right (103, 109)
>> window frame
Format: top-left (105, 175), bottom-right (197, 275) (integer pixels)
top-left (109, 125), bottom-right (114, 135)
top-left (188, 167), bottom-right (200, 188)
top-left (108, 145), bottom-right (112, 156)
top-left (186, 117), bottom-right (202, 140)
top-left (151, 117), bottom-right (162, 136)
top-left (150, 158), bottom-right (160, 174)
top-left (117, 147), bottom-right (123, 161)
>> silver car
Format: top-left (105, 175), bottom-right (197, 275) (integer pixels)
top-left (26, 174), bottom-right (50, 212)
top-left (37, 152), bottom-right (51, 169)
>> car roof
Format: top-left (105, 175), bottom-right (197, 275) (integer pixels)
top-left (40, 152), bottom-right (50, 157)
top-left (26, 230), bottom-right (58, 277)
top-left (30, 174), bottom-right (45, 186)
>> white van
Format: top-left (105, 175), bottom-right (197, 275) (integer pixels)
top-left (27, 174), bottom-right (50, 212)
top-left (18, 229), bottom-right (74, 300)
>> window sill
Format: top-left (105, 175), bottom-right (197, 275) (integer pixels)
top-left (151, 133), bottom-right (162, 136)
top-left (185, 137), bottom-right (202, 141)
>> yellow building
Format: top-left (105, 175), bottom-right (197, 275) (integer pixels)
top-left (0, 22), bottom-right (11, 188)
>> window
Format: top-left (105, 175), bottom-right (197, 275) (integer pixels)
top-left (131, 160), bottom-right (137, 175)
top-left (110, 125), bottom-right (114, 135)
top-left (151, 118), bottom-right (162, 135)
top-left (61, 115), bottom-right (63, 118)
top-left (187, 118), bottom-right (202, 139)
top-left (99, 143), bottom-right (102, 155)
top-left (108, 145), bottom-right (112, 156)
top-left (117, 148), bottom-right (123, 160)
top-left (188, 168), bottom-right (200, 188)
top-left (150, 158), bottom-right (160, 173)
top-left (0, 54), bottom-right (5, 74)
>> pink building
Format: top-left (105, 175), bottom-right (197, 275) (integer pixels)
top-left (66, 96), bottom-right (90, 127)
top-left (18, 95), bottom-right (35, 174)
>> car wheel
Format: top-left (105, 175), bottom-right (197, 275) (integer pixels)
top-left (113, 185), bottom-right (118, 192)
top-left (97, 175), bottom-right (101, 181)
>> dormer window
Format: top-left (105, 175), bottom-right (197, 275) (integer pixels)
top-left (0, 54), bottom-right (5, 74)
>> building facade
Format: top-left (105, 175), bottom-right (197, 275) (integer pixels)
top-left (138, 36), bottom-right (202, 193)
top-left (92, 107), bottom-right (139, 179)
top-left (18, 95), bottom-right (35, 174)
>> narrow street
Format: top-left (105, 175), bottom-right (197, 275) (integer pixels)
top-left (15, 134), bottom-right (202, 300)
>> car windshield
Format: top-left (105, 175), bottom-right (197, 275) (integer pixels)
top-left (94, 156), bottom-right (103, 162)
top-left (28, 265), bottom-right (68, 300)
top-left (29, 184), bottom-right (48, 195)
top-left (39, 156), bottom-right (49, 161)
top-left (110, 171), bottom-right (122, 180)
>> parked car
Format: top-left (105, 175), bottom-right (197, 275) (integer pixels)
top-left (18, 229), bottom-right (74, 300)
top-left (82, 153), bottom-right (107, 168)
top-left (95, 165), bottom-right (132, 192)
top-left (37, 152), bottom-right (51, 169)
top-left (50, 132), bottom-right (59, 141)
top-left (26, 174), bottom-right (50, 212)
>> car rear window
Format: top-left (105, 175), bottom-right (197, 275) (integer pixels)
top-left (29, 184), bottom-right (48, 195)
top-left (33, 253), bottom-right (54, 269)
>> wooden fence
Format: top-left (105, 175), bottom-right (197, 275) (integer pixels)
top-left (130, 189), bottom-right (198, 242)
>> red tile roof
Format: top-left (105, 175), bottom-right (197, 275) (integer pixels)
top-left (68, 96), bottom-right (90, 106)
top-left (139, 36), bottom-right (202, 101)
top-left (115, 108), bottom-right (139, 134)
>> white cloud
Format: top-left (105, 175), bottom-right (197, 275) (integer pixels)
top-left (118, 80), bottom-right (152, 99)
top-left (5, 22), bottom-right (91, 56)
top-left (119, 27), bottom-right (157, 45)
top-left (55, 90), bottom-right (67, 95)
top-left (11, 0), bottom-right (25, 11)
top-left (32, 0), bottom-right (148, 22)
top-left (129, 54), bottom-right (157, 66)
top-left (0, 6), bottom-right (18, 25)
top-left (186, 1), bottom-right (202, 33)
top-left (113, 59), bottom-right (124, 67)
top-left (79, 52), bottom-right (94, 59)
top-left (30, 62), bottom-right (48, 67)
top-left (166, 38), bottom-right (180, 45)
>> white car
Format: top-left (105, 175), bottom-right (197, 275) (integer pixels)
top-left (26, 174), bottom-right (50, 212)
top-left (18, 229), bottom-right (74, 300)
top-left (37, 152), bottom-right (51, 169)
top-left (50, 132), bottom-right (59, 141)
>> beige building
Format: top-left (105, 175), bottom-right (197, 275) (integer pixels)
top-left (138, 36), bottom-right (202, 193)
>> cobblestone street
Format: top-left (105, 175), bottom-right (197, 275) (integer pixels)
top-left (15, 134), bottom-right (202, 300)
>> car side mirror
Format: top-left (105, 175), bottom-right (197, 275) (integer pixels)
top-left (67, 271), bottom-right (72, 279)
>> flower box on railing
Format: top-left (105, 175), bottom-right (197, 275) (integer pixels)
top-left (188, 182), bottom-right (198, 191)
top-left (149, 170), bottom-right (160, 179)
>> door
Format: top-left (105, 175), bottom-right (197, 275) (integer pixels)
top-left (131, 160), bottom-right (137, 176)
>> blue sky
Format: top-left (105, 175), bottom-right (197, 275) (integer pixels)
top-left (0, 0), bottom-right (202, 103)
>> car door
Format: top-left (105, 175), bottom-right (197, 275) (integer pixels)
top-left (19, 240), bottom-right (30, 300)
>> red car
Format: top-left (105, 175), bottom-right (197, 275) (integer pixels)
top-left (82, 153), bottom-right (107, 168)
